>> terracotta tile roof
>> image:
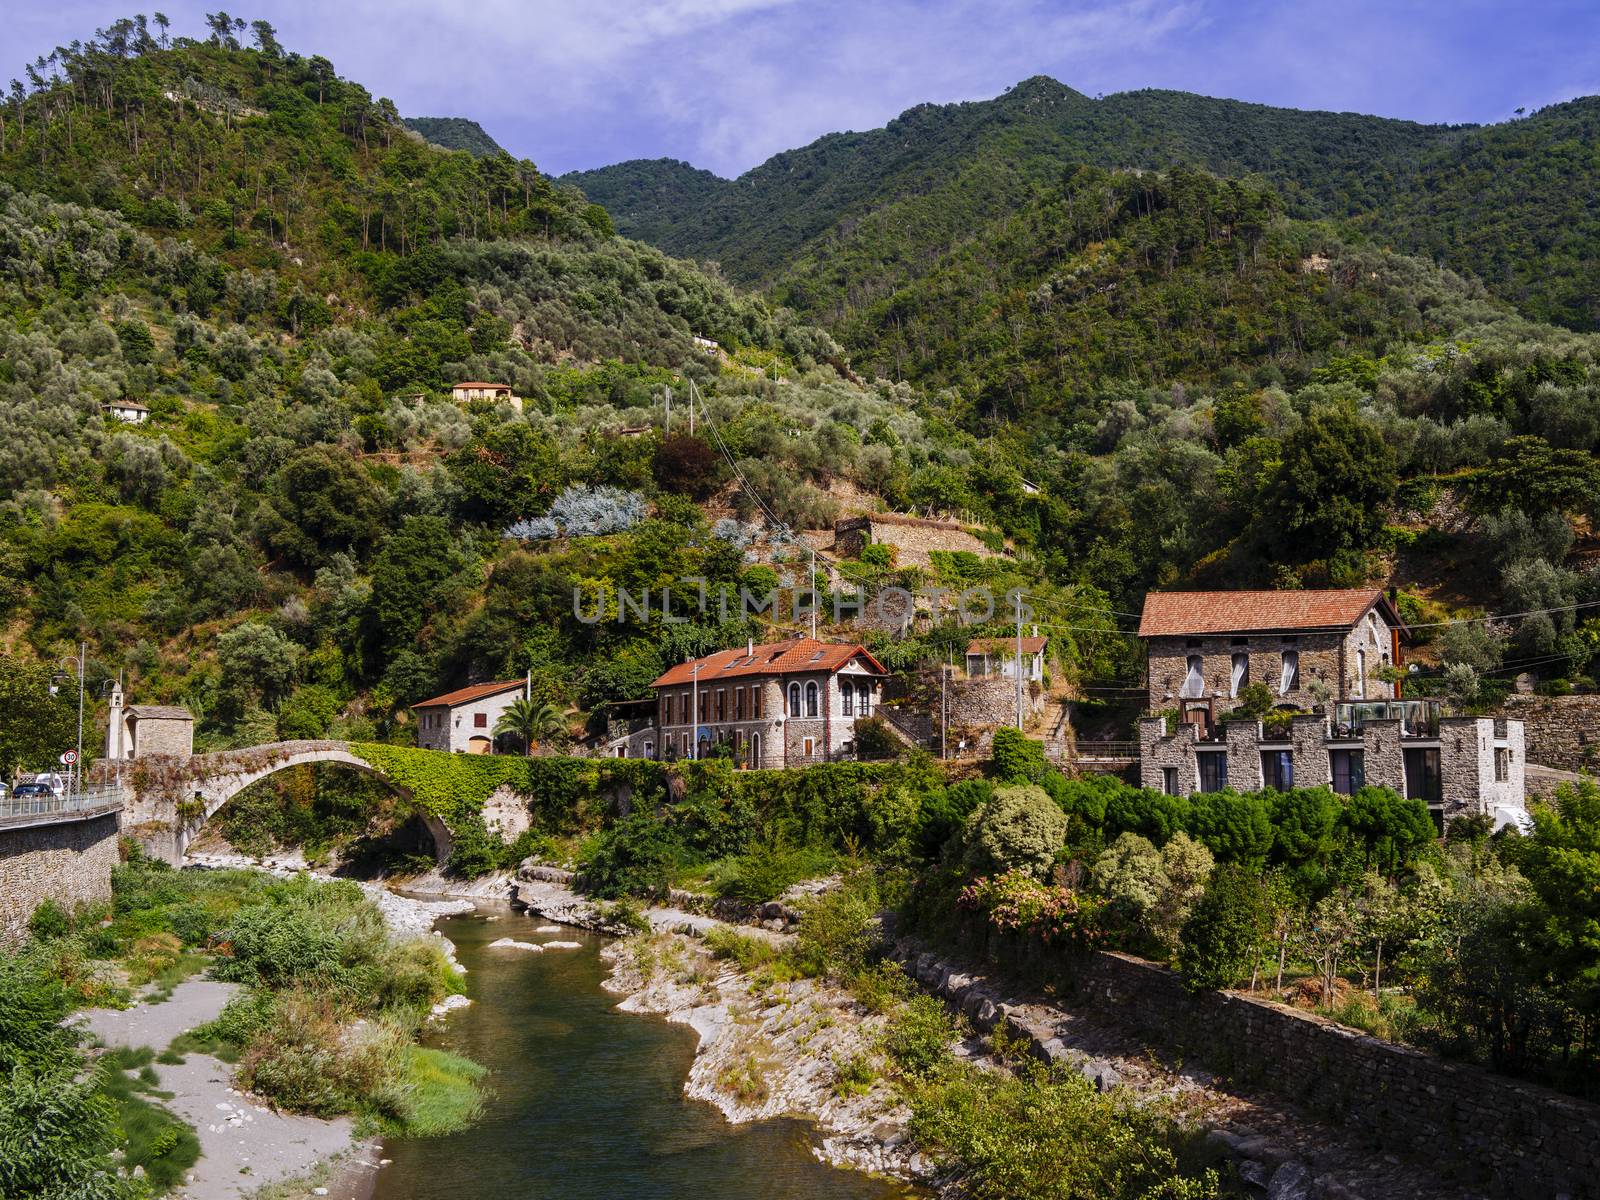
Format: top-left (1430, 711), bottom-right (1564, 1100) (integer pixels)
top-left (412, 679), bottom-right (524, 708)
top-left (124, 705), bottom-right (193, 720)
top-left (452, 381), bottom-right (511, 390)
top-left (652, 638), bottom-right (888, 687)
top-left (966, 636), bottom-right (1048, 656)
top-left (1138, 589), bottom-right (1393, 637)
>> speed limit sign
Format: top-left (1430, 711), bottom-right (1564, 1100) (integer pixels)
top-left (60, 750), bottom-right (79, 765)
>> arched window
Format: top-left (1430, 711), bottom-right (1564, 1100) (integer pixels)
top-left (805, 681), bottom-right (819, 717)
top-left (842, 685), bottom-right (854, 716)
top-left (1230, 653), bottom-right (1248, 697)
top-left (788, 682), bottom-right (801, 715)
top-left (861, 681), bottom-right (873, 716)
top-left (749, 732), bottom-right (761, 768)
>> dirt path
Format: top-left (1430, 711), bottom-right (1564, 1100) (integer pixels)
top-left (77, 978), bottom-right (359, 1200)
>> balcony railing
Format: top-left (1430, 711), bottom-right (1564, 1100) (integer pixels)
top-left (0, 785), bottom-right (125, 823)
top-left (1332, 700), bottom-right (1441, 739)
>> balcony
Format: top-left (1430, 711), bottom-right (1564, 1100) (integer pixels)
top-left (1332, 700), bottom-right (1441, 740)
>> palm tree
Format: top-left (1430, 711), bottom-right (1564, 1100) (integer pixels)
top-left (494, 698), bottom-right (567, 757)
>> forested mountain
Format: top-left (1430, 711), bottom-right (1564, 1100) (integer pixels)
top-left (403, 116), bottom-right (505, 157)
top-left (566, 78), bottom-right (1600, 331)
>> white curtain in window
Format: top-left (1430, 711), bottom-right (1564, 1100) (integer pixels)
top-left (1230, 653), bottom-right (1248, 697)
top-left (1280, 651), bottom-right (1299, 694)
top-left (1182, 655), bottom-right (1204, 698)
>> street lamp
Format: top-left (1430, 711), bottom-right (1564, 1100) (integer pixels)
top-left (50, 643), bottom-right (86, 797)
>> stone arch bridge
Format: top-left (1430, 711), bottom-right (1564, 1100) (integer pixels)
top-left (109, 740), bottom-right (457, 865)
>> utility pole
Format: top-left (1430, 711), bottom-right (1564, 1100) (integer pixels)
top-left (941, 654), bottom-right (948, 760)
top-left (75, 642), bottom-right (84, 795)
top-left (809, 544), bottom-right (818, 640)
top-left (1015, 591), bottom-right (1024, 731)
top-left (690, 662), bottom-right (702, 761)
top-left (663, 385), bottom-right (671, 433)
top-left (688, 377), bottom-right (696, 436)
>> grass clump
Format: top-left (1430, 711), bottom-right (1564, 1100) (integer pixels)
top-left (99, 1045), bottom-right (202, 1191)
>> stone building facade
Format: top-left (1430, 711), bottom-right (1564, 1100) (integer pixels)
top-left (0, 810), bottom-right (120, 945)
top-left (1138, 713), bottom-right (1526, 823)
top-left (651, 637), bottom-right (889, 767)
top-left (105, 686), bottom-right (195, 759)
top-left (1140, 588), bottom-right (1403, 727)
top-left (412, 680), bottom-right (526, 754)
top-left (1136, 588), bottom-right (1527, 823)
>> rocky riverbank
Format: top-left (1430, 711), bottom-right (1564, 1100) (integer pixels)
top-left (600, 933), bottom-right (930, 1187)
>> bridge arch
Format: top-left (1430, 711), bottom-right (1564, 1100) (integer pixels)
top-left (120, 740), bottom-right (453, 867)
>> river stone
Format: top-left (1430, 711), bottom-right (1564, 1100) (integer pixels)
top-left (1267, 1161), bottom-right (1312, 1200)
top-left (541, 940), bottom-right (584, 949)
top-left (533, 925), bottom-right (562, 932)
top-left (487, 938), bottom-right (543, 952)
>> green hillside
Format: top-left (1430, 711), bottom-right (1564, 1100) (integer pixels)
top-left (566, 79), bottom-right (1600, 331)
top-left (404, 116), bottom-right (506, 158)
top-left (5, 16), bottom-right (1600, 766)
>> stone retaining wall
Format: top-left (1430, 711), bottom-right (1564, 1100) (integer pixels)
top-left (0, 811), bottom-right (120, 945)
top-left (928, 920), bottom-right (1599, 1200)
top-left (1492, 694), bottom-right (1600, 773)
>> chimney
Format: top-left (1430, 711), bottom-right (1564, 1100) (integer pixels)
top-left (747, 638), bottom-right (754, 656)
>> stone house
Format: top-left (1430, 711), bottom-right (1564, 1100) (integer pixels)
top-left (965, 635), bottom-right (1047, 682)
top-left (450, 381), bottom-right (522, 412)
top-left (650, 637), bottom-right (889, 767)
top-left (102, 400), bottom-right (149, 424)
top-left (104, 684), bottom-right (193, 759)
top-left (1140, 588), bottom-right (1405, 734)
top-left (1135, 589), bottom-right (1527, 824)
top-left (412, 680), bottom-right (526, 754)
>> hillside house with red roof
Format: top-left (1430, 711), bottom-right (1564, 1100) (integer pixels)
top-left (412, 679), bottom-right (525, 754)
top-left (1137, 589), bottom-right (1527, 825)
top-left (649, 637), bottom-right (889, 767)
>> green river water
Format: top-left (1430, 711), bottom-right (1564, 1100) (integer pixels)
top-left (370, 907), bottom-right (914, 1200)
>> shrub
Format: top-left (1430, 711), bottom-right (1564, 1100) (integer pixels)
top-left (578, 811), bottom-right (685, 899)
top-left (885, 993), bottom-right (958, 1078)
top-left (1178, 866), bottom-right (1268, 991)
top-left (963, 784), bottom-right (1068, 879)
top-left (791, 873), bottom-right (881, 980)
top-left (989, 727), bottom-right (1048, 784)
top-left (1104, 786), bottom-right (1190, 844)
top-left (1186, 790), bottom-right (1272, 864)
top-left (715, 842), bottom-right (835, 905)
top-left (27, 898), bottom-right (70, 942)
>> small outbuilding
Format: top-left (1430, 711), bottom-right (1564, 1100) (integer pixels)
top-left (412, 680), bottom-right (526, 754)
top-left (103, 400), bottom-right (150, 424)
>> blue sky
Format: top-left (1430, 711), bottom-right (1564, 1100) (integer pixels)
top-left (5, 1), bottom-right (1598, 177)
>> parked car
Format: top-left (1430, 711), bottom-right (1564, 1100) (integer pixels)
top-left (9, 781), bottom-right (55, 800)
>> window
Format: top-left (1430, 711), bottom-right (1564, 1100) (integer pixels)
top-left (803, 736), bottom-right (815, 758)
top-left (1197, 751), bottom-right (1227, 793)
top-left (644, 741), bottom-right (654, 761)
top-left (1404, 748), bottom-right (1440, 804)
top-left (805, 681), bottom-right (819, 717)
top-left (715, 689), bottom-right (725, 721)
top-left (1162, 767), bottom-right (1179, 796)
top-left (842, 685), bottom-right (854, 716)
top-left (698, 691), bottom-right (709, 722)
top-left (1331, 749), bottom-right (1365, 796)
top-left (788, 682), bottom-right (801, 715)
top-left (1230, 653), bottom-right (1248, 697)
top-left (752, 687), bottom-right (763, 719)
top-left (749, 732), bottom-right (761, 767)
top-left (859, 681), bottom-right (872, 716)
top-left (734, 688), bottom-right (744, 720)
top-left (1355, 649), bottom-right (1366, 699)
top-left (1261, 750), bottom-right (1293, 791)
top-left (1495, 747), bottom-right (1510, 782)
top-left (680, 692), bottom-right (690, 724)
top-left (473, 712), bottom-right (487, 728)
top-left (1182, 655), bottom-right (1205, 698)
top-left (1279, 651), bottom-right (1299, 694)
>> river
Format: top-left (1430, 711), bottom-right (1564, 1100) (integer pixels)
top-left (371, 906), bottom-right (914, 1200)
